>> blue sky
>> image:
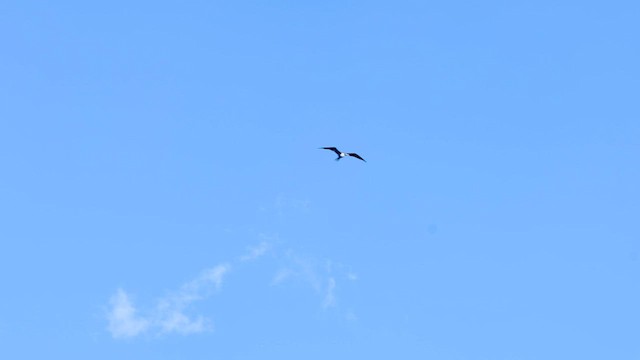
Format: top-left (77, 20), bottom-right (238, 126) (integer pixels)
top-left (1, 1), bottom-right (639, 359)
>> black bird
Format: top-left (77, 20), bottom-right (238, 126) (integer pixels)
top-left (320, 147), bottom-right (366, 162)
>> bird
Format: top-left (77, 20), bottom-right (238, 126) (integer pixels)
top-left (319, 147), bottom-right (366, 162)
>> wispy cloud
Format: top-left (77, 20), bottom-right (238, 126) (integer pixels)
top-left (322, 277), bottom-right (336, 308)
top-left (106, 264), bottom-right (230, 339)
top-left (271, 268), bottom-right (293, 285)
top-left (271, 250), bottom-right (347, 309)
top-left (345, 310), bottom-right (358, 322)
top-left (156, 263), bottom-right (230, 335)
top-left (107, 289), bottom-right (150, 339)
top-left (240, 241), bottom-right (270, 262)
top-left (106, 239), bottom-right (357, 339)
top-left (191, 264), bottom-right (229, 292)
top-left (270, 251), bottom-right (321, 292)
top-left (157, 310), bottom-right (208, 335)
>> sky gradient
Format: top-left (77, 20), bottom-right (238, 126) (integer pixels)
top-left (1, 1), bottom-right (639, 359)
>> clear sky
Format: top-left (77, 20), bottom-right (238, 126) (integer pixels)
top-left (1, 1), bottom-right (638, 359)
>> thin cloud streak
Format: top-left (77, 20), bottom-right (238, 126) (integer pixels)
top-left (157, 311), bottom-right (208, 335)
top-left (107, 289), bottom-right (150, 339)
top-left (155, 263), bottom-right (230, 335)
top-left (106, 240), bottom-right (357, 339)
top-left (323, 277), bottom-right (336, 308)
top-left (106, 264), bottom-right (230, 339)
top-left (271, 268), bottom-right (292, 285)
top-left (240, 241), bottom-right (270, 262)
top-left (271, 250), bottom-right (345, 308)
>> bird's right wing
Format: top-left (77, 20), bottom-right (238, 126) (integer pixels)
top-left (347, 153), bottom-right (366, 162)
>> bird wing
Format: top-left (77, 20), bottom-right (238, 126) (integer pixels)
top-left (347, 153), bottom-right (366, 162)
top-left (320, 147), bottom-right (341, 155)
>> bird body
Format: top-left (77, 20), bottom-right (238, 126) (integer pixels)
top-left (320, 147), bottom-right (366, 162)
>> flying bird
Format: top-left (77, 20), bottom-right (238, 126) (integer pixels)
top-left (320, 147), bottom-right (366, 162)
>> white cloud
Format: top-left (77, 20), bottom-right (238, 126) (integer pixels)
top-left (106, 289), bottom-right (150, 339)
top-left (154, 264), bottom-right (229, 335)
top-left (322, 277), bottom-right (336, 308)
top-left (106, 243), bottom-right (358, 340)
top-left (107, 264), bottom-right (230, 339)
top-left (271, 268), bottom-right (292, 285)
top-left (194, 264), bottom-right (230, 292)
top-left (345, 310), bottom-right (358, 322)
top-left (240, 241), bottom-right (270, 261)
top-left (156, 264), bottom-right (231, 334)
top-left (272, 251), bottom-right (344, 308)
top-left (288, 251), bottom-right (322, 292)
top-left (157, 310), bottom-right (209, 335)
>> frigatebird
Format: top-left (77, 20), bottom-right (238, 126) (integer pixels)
top-left (320, 147), bottom-right (366, 162)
